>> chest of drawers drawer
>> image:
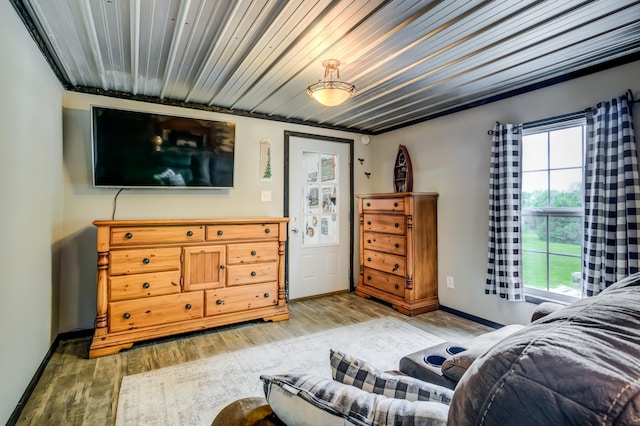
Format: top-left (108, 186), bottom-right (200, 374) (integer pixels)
top-left (363, 268), bottom-right (405, 297)
top-left (363, 214), bottom-right (405, 235)
top-left (226, 263), bottom-right (278, 286)
top-left (109, 247), bottom-right (181, 275)
top-left (109, 270), bottom-right (181, 301)
top-left (363, 249), bottom-right (406, 276)
top-left (206, 223), bottom-right (278, 241)
top-left (205, 282), bottom-right (277, 316)
top-left (362, 198), bottom-right (405, 212)
top-left (363, 232), bottom-right (405, 255)
top-left (108, 292), bottom-right (203, 332)
top-left (227, 242), bottom-right (279, 264)
top-left (111, 226), bottom-right (204, 246)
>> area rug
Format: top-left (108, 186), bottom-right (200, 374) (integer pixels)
top-left (115, 317), bottom-right (443, 425)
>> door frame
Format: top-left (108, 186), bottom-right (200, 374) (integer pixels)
top-left (283, 131), bottom-right (355, 299)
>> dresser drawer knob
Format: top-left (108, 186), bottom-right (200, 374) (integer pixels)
top-left (142, 282), bottom-right (150, 289)
top-left (220, 265), bottom-right (225, 270)
top-left (394, 202), bottom-right (398, 207)
top-left (367, 239), bottom-right (371, 244)
top-left (394, 263), bottom-right (400, 269)
top-left (124, 232), bottom-right (133, 239)
top-left (395, 284), bottom-right (400, 289)
top-left (366, 202), bottom-right (371, 207)
top-left (217, 230), bottom-right (224, 236)
top-left (142, 258), bottom-right (150, 264)
top-left (367, 258), bottom-right (371, 262)
top-left (367, 276), bottom-right (372, 280)
top-left (123, 313), bottom-right (131, 319)
top-left (251, 271), bottom-right (257, 277)
top-left (216, 299), bottom-right (223, 305)
top-left (367, 221), bottom-right (372, 225)
top-left (394, 243), bottom-right (400, 248)
top-left (186, 230), bottom-right (193, 237)
top-left (263, 293), bottom-right (270, 298)
top-left (265, 228), bottom-right (271, 234)
top-left (185, 303), bottom-right (192, 310)
top-left (394, 223), bottom-right (399, 228)
top-left (251, 250), bottom-right (257, 256)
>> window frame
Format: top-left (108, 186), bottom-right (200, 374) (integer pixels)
top-left (521, 115), bottom-right (586, 304)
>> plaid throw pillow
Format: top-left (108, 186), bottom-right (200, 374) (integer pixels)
top-left (330, 349), bottom-right (453, 404)
top-left (261, 373), bottom-right (450, 426)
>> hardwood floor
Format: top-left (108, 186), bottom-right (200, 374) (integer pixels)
top-left (15, 293), bottom-right (492, 425)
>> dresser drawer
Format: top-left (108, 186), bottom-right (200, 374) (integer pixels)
top-left (362, 268), bottom-right (405, 297)
top-left (108, 292), bottom-right (203, 332)
top-left (109, 247), bottom-right (181, 275)
top-left (206, 223), bottom-right (278, 241)
top-left (226, 262), bottom-right (278, 286)
top-left (363, 249), bottom-right (406, 276)
top-left (363, 214), bottom-right (406, 235)
top-left (205, 282), bottom-right (278, 315)
top-left (362, 198), bottom-right (405, 212)
top-left (109, 270), bottom-right (181, 301)
top-left (363, 232), bottom-right (405, 255)
top-left (111, 226), bottom-right (204, 246)
top-left (227, 242), bottom-right (279, 265)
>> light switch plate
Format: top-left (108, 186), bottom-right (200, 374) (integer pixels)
top-left (261, 191), bottom-right (272, 202)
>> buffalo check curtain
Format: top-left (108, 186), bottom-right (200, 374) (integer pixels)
top-left (583, 94), bottom-right (640, 296)
top-left (486, 123), bottom-right (524, 300)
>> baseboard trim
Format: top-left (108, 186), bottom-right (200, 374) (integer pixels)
top-left (7, 328), bottom-right (93, 426)
top-left (439, 305), bottom-right (504, 329)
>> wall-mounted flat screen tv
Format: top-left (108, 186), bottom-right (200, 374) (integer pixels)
top-left (91, 106), bottom-right (235, 189)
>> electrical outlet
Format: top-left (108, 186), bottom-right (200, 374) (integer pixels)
top-left (261, 191), bottom-right (272, 202)
top-left (446, 276), bottom-right (454, 289)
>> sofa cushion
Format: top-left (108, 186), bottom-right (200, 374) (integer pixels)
top-left (448, 277), bottom-right (640, 425)
top-left (330, 350), bottom-right (453, 404)
top-left (440, 324), bottom-right (524, 383)
top-left (261, 374), bottom-right (450, 426)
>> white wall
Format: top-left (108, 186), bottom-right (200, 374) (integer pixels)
top-left (371, 60), bottom-right (640, 326)
top-left (0, 3), bottom-right (64, 423)
top-left (60, 92), bottom-right (374, 332)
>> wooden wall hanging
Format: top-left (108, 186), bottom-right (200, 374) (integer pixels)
top-left (393, 144), bottom-right (413, 192)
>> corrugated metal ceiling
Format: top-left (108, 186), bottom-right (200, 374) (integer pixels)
top-left (11, 0), bottom-right (640, 134)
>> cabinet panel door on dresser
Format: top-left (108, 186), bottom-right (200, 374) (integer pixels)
top-left (356, 193), bottom-right (438, 316)
top-left (90, 218), bottom-right (289, 358)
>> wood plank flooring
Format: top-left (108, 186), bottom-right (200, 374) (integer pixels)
top-left (15, 293), bottom-right (492, 425)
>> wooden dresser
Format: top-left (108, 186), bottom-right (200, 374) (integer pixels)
top-left (89, 217), bottom-right (289, 358)
top-left (356, 193), bottom-right (438, 315)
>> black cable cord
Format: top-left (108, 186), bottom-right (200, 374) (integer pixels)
top-left (112, 188), bottom-right (127, 219)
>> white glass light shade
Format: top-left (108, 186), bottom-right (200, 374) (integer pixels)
top-left (307, 81), bottom-right (356, 106)
top-left (307, 59), bottom-right (356, 106)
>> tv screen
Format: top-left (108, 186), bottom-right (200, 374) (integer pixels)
top-left (91, 106), bottom-right (235, 189)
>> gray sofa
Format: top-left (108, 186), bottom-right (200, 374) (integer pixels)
top-left (448, 273), bottom-right (640, 425)
top-left (216, 274), bottom-right (640, 425)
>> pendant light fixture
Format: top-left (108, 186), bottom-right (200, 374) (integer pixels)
top-left (307, 59), bottom-right (356, 106)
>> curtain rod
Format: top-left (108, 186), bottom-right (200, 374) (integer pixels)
top-left (488, 90), bottom-right (638, 134)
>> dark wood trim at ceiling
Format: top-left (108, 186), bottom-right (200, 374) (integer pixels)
top-left (70, 86), bottom-right (370, 135)
top-left (9, 0), bottom-right (71, 89)
top-left (11, 0), bottom-right (640, 135)
top-left (379, 51), bottom-right (640, 135)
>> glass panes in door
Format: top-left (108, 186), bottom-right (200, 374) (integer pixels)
top-left (302, 151), bottom-right (339, 245)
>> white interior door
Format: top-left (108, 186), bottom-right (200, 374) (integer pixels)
top-left (287, 134), bottom-right (351, 299)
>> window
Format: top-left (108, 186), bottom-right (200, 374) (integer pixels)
top-left (521, 117), bottom-right (586, 303)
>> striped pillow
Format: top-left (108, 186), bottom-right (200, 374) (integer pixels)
top-left (260, 373), bottom-right (449, 426)
top-left (330, 350), bottom-right (453, 404)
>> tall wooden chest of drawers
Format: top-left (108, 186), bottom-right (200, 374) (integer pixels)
top-left (356, 193), bottom-right (438, 316)
top-left (89, 218), bottom-right (289, 357)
